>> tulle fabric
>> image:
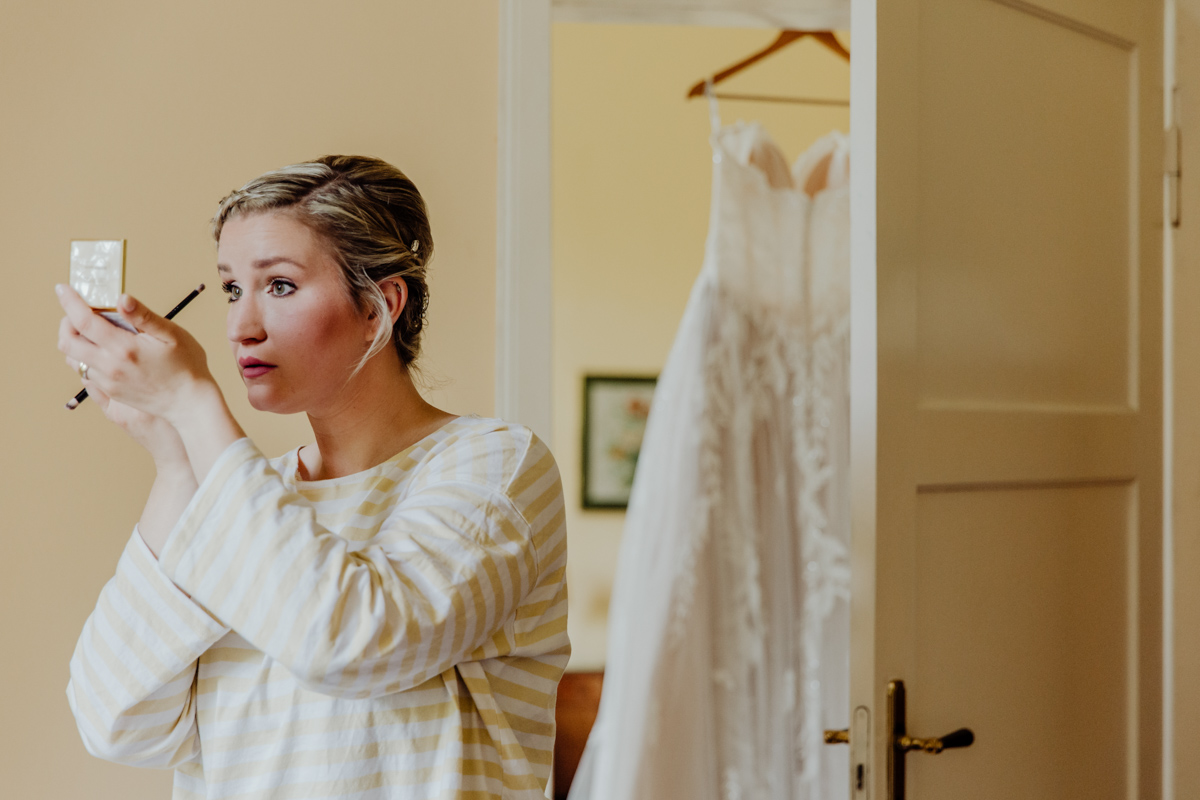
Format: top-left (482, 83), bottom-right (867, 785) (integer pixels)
top-left (567, 121), bottom-right (851, 800)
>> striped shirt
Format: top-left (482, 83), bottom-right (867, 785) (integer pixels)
top-left (67, 416), bottom-right (570, 799)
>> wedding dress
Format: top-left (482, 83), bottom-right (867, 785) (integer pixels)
top-left (567, 107), bottom-right (851, 800)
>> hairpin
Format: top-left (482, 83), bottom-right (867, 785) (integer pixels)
top-left (411, 240), bottom-right (420, 254)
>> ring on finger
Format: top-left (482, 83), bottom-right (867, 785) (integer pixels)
top-left (77, 362), bottom-right (89, 381)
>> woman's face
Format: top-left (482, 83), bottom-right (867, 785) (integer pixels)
top-left (217, 211), bottom-right (371, 414)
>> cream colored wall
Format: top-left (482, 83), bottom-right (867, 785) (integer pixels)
top-left (0, 3), bottom-right (497, 797)
top-left (552, 23), bottom-right (850, 669)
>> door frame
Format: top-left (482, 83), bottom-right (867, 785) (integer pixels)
top-left (496, 0), bottom-right (553, 445)
top-left (1162, 2), bottom-right (1177, 798)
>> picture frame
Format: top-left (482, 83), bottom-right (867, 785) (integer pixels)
top-left (581, 374), bottom-right (658, 509)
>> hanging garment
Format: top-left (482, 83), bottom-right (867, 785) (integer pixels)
top-left (567, 118), bottom-right (851, 800)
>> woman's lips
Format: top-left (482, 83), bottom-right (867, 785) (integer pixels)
top-left (242, 365), bottom-right (276, 378)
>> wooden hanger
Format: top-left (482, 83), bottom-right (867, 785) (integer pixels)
top-left (686, 30), bottom-right (850, 104)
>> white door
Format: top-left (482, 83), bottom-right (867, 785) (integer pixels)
top-left (850, 0), bottom-right (1164, 798)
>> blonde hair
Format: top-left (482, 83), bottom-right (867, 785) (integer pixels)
top-left (212, 155), bottom-right (432, 378)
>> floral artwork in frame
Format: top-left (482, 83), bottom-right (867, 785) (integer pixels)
top-left (581, 375), bottom-right (657, 509)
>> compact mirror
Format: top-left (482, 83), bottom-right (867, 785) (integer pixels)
top-left (69, 240), bottom-right (125, 311)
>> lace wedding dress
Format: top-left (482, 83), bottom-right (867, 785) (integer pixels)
top-left (567, 113), bottom-right (851, 800)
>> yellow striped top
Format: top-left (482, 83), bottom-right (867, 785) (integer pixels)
top-left (66, 416), bottom-right (570, 799)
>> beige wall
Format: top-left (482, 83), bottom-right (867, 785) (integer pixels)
top-left (552, 23), bottom-right (850, 669)
top-left (0, 2), bottom-right (497, 796)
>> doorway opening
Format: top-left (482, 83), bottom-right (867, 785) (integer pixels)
top-left (547, 18), bottom-right (854, 799)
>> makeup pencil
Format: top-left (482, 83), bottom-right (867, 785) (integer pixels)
top-left (65, 283), bottom-right (206, 410)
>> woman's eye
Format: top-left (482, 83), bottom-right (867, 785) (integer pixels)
top-left (221, 282), bottom-right (242, 302)
top-left (269, 280), bottom-right (296, 297)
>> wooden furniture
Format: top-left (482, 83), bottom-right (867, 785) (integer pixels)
top-left (553, 671), bottom-right (604, 799)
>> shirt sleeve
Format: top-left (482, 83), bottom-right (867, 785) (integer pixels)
top-left (156, 437), bottom-right (540, 699)
top-left (66, 527), bottom-right (230, 768)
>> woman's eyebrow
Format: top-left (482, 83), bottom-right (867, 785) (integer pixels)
top-left (217, 257), bottom-right (307, 275)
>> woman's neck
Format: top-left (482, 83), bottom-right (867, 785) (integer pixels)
top-left (296, 357), bottom-right (455, 481)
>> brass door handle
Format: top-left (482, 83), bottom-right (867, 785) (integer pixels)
top-left (889, 680), bottom-right (973, 800)
top-left (824, 729), bottom-right (850, 745)
top-left (896, 727), bottom-right (974, 754)
top-left (824, 726), bottom-right (974, 753)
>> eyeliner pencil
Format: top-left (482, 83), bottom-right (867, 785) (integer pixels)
top-left (65, 283), bottom-right (206, 411)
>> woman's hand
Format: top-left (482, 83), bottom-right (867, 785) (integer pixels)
top-left (57, 283), bottom-right (248, 484)
top-left (56, 284), bottom-right (215, 421)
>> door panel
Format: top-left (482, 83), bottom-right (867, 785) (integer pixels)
top-left (857, 0), bottom-right (1162, 796)
top-left (918, 0), bottom-right (1136, 410)
top-left (912, 484), bottom-right (1133, 798)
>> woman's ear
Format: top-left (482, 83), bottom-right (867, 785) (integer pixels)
top-left (364, 280), bottom-right (408, 343)
top-left (373, 279), bottom-right (408, 332)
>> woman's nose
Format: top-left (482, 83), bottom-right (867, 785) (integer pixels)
top-left (227, 297), bottom-right (266, 343)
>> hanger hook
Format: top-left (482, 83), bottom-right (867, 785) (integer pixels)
top-left (705, 78), bottom-right (721, 133)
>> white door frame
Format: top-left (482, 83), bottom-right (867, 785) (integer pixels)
top-left (496, 0), bottom-right (553, 444)
top-left (1162, 2), bottom-right (1177, 798)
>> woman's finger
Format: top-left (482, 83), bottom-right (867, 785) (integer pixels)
top-left (59, 315), bottom-right (112, 393)
top-left (64, 355), bottom-right (100, 383)
top-left (116, 294), bottom-right (175, 343)
top-left (54, 284), bottom-right (125, 348)
top-left (59, 322), bottom-right (106, 377)
top-left (58, 314), bottom-right (77, 343)
top-left (58, 316), bottom-right (78, 355)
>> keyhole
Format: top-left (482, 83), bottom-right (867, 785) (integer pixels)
top-left (856, 763), bottom-right (864, 791)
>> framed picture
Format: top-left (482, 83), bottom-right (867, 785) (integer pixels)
top-left (581, 375), bottom-right (658, 509)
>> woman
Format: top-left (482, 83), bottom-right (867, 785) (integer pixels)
top-left (58, 155), bottom-right (569, 799)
